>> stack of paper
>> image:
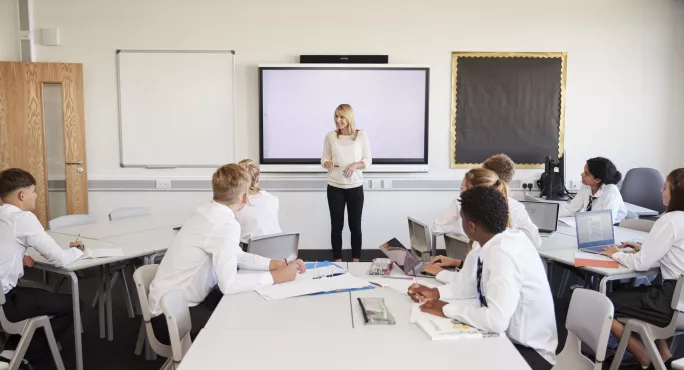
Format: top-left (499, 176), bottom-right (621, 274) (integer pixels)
top-left (256, 273), bottom-right (371, 300)
top-left (574, 251), bottom-right (618, 268)
top-left (410, 303), bottom-right (483, 340)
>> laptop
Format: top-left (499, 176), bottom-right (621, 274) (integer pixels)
top-left (575, 210), bottom-right (616, 254)
top-left (379, 238), bottom-right (434, 277)
top-left (521, 201), bottom-right (559, 237)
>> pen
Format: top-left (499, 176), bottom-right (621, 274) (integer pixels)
top-left (412, 267), bottom-right (422, 303)
top-left (75, 234), bottom-right (80, 242)
top-left (284, 258), bottom-right (288, 265)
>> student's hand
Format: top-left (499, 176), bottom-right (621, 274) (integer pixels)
top-left (601, 245), bottom-right (620, 257)
top-left (407, 284), bottom-right (440, 302)
top-left (292, 259), bottom-right (306, 273)
top-left (271, 263), bottom-right (298, 284)
top-left (421, 264), bottom-right (443, 276)
top-left (619, 241), bottom-right (641, 252)
top-left (343, 163), bottom-right (358, 178)
top-left (324, 161), bottom-right (334, 173)
top-left (429, 256), bottom-right (461, 268)
top-left (23, 255), bottom-right (34, 267)
top-left (69, 241), bottom-right (85, 251)
top-left (419, 300), bottom-right (448, 318)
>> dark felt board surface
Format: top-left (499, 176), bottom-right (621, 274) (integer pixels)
top-left (453, 56), bottom-right (563, 165)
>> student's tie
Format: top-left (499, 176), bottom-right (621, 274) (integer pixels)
top-left (476, 257), bottom-right (488, 308)
top-left (586, 196), bottom-right (598, 212)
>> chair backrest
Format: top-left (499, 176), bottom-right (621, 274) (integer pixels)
top-left (444, 234), bottom-right (470, 261)
top-left (48, 214), bottom-right (96, 230)
top-left (109, 207), bottom-right (150, 221)
top-left (408, 217), bottom-right (433, 261)
top-left (620, 168), bottom-right (666, 214)
top-left (247, 233), bottom-right (299, 261)
top-left (619, 219), bottom-right (655, 233)
top-left (160, 290), bottom-right (192, 363)
top-left (132, 265), bottom-right (159, 322)
top-left (554, 288), bottom-right (614, 370)
top-left (0, 290), bottom-right (27, 334)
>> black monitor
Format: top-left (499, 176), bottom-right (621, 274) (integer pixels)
top-left (542, 153), bottom-right (568, 200)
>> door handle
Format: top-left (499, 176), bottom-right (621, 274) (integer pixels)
top-left (65, 160), bottom-right (83, 165)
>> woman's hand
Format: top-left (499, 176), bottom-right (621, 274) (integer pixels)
top-left (343, 163), bottom-right (359, 178)
top-left (429, 256), bottom-right (461, 268)
top-left (601, 245), bottom-right (621, 257)
top-left (324, 161), bottom-right (334, 173)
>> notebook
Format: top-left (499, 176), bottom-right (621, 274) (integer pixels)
top-left (255, 273), bottom-right (371, 300)
top-left (410, 302), bottom-right (492, 340)
top-left (574, 251), bottom-right (619, 268)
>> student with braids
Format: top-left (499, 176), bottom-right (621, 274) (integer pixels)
top-left (409, 186), bottom-right (557, 370)
top-left (602, 168), bottom-right (684, 369)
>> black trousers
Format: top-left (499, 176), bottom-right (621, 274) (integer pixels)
top-left (514, 344), bottom-right (553, 370)
top-left (151, 287), bottom-right (222, 345)
top-left (3, 287), bottom-right (75, 363)
top-left (327, 185), bottom-right (364, 260)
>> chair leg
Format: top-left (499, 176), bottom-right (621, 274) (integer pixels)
top-left (92, 271), bottom-right (106, 308)
top-left (160, 358), bottom-right (172, 370)
top-left (135, 321), bottom-right (145, 356)
top-left (106, 267), bottom-right (115, 341)
top-left (557, 270), bottom-right (569, 298)
top-left (670, 336), bottom-right (679, 355)
top-left (610, 322), bottom-right (634, 370)
top-left (9, 322), bottom-right (36, 370)
top-left (121, 270), bottom-right (135, 318)
top-left (43, 320), bottom-right (66, 370)
top-left (640, 333), bottom-right (667, 370)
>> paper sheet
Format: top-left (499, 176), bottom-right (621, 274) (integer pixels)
top-left (558, 217), bottom-right (576, 228)
top-left (256, 273), bottom-right (371, 300)
top-left (296, 265), bottom-right (347, 280)
top-left (369, 278), bottom-right (436, 296)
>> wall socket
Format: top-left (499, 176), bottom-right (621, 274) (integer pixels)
top-left (371, 180), bottom-right (382, 189)
top-left (155, 180), bottom-right (171, 189)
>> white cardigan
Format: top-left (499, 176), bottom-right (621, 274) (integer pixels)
top-left (321, 130), bottom-right (372, 189)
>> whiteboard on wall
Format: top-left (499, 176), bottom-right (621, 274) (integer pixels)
top-left (116, 50), bottom-right (235, 168)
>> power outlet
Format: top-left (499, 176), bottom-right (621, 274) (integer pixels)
top-left (155, 180), bottom-right (171, 189)
top-left (371, 180), bottom-right (382, 189)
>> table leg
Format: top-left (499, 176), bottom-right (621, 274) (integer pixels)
top-left (99, 265), bottom-right (107, 339)
top-left (67, 271), bottom-right (84, 370)
top-left (106, 265), bottom-right (114, 341)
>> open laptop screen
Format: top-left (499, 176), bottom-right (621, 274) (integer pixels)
top-left (575, 210), bottom-right (615, 248)
top-left (521, 201), bottom-right (559, 232)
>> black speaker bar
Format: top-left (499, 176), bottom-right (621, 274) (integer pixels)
top-left (299, 55), bottom-right (389, 64)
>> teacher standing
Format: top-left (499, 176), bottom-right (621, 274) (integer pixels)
top-left (321, 104), bottom-right (372, 262)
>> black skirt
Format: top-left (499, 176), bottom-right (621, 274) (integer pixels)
top-left (607, 279), bottom-right (677, 328)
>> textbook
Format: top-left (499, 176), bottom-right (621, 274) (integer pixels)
top-left (410, 302), bottom-right (497, 340)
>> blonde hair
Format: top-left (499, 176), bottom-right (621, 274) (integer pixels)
top-left (212, 164), bottom-right (250, 204)
top-left (334, 104), bottom-right (359, 140)
top-left (238, 159), bottom-right (261, 195)
top-left (462, 168), bottom-right (512, 250)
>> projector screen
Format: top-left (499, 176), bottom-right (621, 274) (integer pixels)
top-left (259, 65), bottom-right (429, 167)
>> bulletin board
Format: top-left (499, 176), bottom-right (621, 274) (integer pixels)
top-left (450, 52), bottom-right (567, 168)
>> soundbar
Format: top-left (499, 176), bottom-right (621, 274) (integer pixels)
top-left (299, 55), bottom-right (389, 64)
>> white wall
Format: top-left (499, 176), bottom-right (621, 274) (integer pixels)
top-left (1, 0), bottom-right (683, 250)
top-left (0, 0), bottom-right (19, 61)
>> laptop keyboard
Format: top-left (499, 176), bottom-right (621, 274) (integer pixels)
top-left (581, 245), bottom-right (610, 254)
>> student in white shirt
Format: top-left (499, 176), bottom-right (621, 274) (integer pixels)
top-left (560, 157), bottom-right (628, 224)
top-left (321, 104), bottom-right (372, 262)
top-left (235, 159), bottom-right (282, 249)
top-left (149, 164), bottom-right (305, 344)
top-left (0, 168), bottom-right (84, 365)
top-left (425, 168), bottom-right (513, 280)
top-left (601, 168), bottom-right (684, 369)
top-left (409, 186), bottom-right (557, 370)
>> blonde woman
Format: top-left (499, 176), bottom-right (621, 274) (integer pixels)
top-left (321, 104), bottom-right (372, 262)
top-left (235, 159), bottom-right (282, 249)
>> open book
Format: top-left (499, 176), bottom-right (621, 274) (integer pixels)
top-left (80, 248), bottom-right (124, 259)
top-left (410, 302), bottom-right (497, 340)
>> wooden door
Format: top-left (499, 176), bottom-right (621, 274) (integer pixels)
top-left (0, 62), bottom-right (88, 227)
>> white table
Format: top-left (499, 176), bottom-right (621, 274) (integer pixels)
top-left (179, 328), bottom-right (531, 370)
top-left (49, 212), bottom-right (189, 239)
top-left (27, 233), bottom-right (151, 370)
top-left (538, 227), bottom-right (658, 294)
top-left (103, 227), bottom-right (180, 262)
top-left (525, 193), bottom-right (659, 217)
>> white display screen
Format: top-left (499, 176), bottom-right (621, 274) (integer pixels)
top-left (259, 67), bottom-right (429, 165)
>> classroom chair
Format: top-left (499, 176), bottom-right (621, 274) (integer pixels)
top-left (160, 290), bottom-right (193, 370)
top-left (109, 207), bottom-right (150, 221)
top-left (620, 168), bottom-right (666, 215)
top-left (673, 358), bottom-right (684, 369)
top-left (408, 217), bottom-right (434, 261)
top-left (247, 233), bottom-right (299, 261)
top-left (619, 219), bottom-right (656, 233)
top-left (47, 214), bottom-right (96, 230)
top-left (553, 288), bottom-right (613, 370)
top-left (0, 290), bottom-right (66, 370)
top-left (133, 264), bottom-right (174, 367)
top-left (443, 234), bottom-right (470, 262)
top-left (609, 276), bottom-right (684, 370)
